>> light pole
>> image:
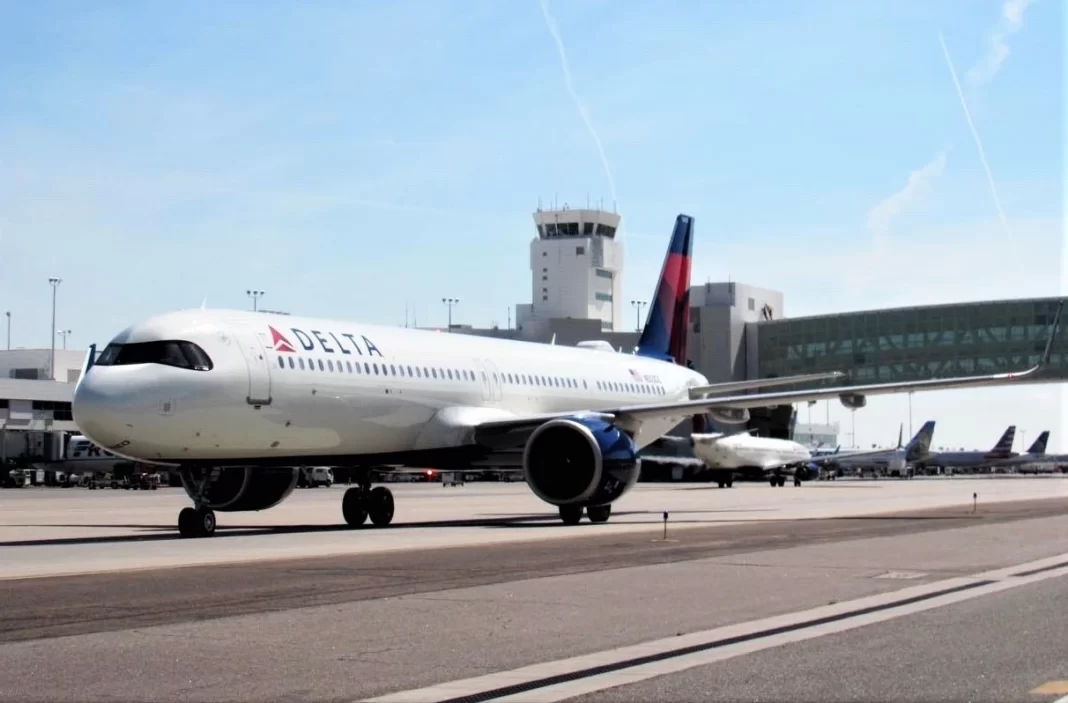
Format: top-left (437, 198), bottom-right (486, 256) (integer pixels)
top-left (246, 289), bottom-right (265, 312)
top-left (630, 300), bottom-right (647, 332)
top-left (48, 277), bottom-right (61, 381)
top-left (442, 298), bottom-right (458, 332)
top-left (908, 392), bottom-right (913, 438)
top-left (4, 311), bottom-right (9, 350)
top-left (58, 329), bottom-right (72, 350)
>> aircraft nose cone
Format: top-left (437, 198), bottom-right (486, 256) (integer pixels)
top-left (72, 371), bottom-right (133, 449)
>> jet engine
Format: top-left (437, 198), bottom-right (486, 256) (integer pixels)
top-left (180, 467), bottom-right (299, 512)
top-left (839, 393), bottom-right (867, 410)
top-left (794, 463), bottom-right (821, 481)
top-left (707, 407), bottom-right (750, 425)
top-left (522, 417), bottom-right (641, 507)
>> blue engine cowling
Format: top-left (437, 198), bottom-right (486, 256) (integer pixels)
top-left (522, 417), bottom-right (641, 507)
top-left (794, 463), bottom-right (822, 481)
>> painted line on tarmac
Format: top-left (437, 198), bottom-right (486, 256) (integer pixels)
top-left (362, 551), bottom-right (1068, 703)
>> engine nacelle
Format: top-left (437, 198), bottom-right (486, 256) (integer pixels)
top-left (707, 407), bottom-right (750, 425)
top-left (181, 467), bottom-right (299, 512)
top-left (795, 463), bottom-right (821, 481)
top-left (522, 417), bottom-right (641, 507)
top-left (839, 393), bottom-right (867, 410)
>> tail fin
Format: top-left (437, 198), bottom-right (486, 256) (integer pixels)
top-left (896, 423), bottom-right (903, 449)
top-left (990, 425), bottom-right (1016, 456)
top-left (636, 214), bottom-right (695, 363)
top-left (905, 420), bottom-right (936, 460)
top-left (1027, 430), bottom-right (1049, 455)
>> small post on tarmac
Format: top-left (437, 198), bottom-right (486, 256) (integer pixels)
top-left (973, 492), bottom-right (978, 514)
top-left (663, 511), bottom-right (669, 540)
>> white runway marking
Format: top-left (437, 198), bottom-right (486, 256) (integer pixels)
top-left (362, 552), bottom-right (1068, 703)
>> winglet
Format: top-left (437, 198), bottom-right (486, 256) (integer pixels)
top-left (1039, 299), bottom-right (1064, 367)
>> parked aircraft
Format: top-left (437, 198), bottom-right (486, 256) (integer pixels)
top-left (71, 214), bottom-right (1065, 537)
top-left (919, 425), bottom-right (1018, 470)
top-left (690, 420), bottom-right (936, 486)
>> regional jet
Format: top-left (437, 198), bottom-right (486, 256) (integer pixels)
top-left (689, 420), bottom-right (936, 486)
top-left (71, 214), bottom-right (1065, 538)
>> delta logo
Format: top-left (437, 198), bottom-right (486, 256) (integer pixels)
top-left (267, 325), bottom-right (383, 357)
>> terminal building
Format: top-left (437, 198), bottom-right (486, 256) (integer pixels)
top-left (0, 349), bottom-right (82, 463)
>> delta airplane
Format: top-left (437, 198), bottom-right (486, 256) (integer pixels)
top-left (689, 420), bottom-right (936, 487)
top-left (71, 214), bottom-right (1066, 538)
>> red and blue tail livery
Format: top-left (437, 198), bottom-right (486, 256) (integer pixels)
top-left (636, 214), bottom-right (695, 363)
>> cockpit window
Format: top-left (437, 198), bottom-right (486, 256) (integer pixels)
top-left (95, 340), bottom-right (213, 371)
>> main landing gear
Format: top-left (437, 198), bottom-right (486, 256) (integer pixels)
top-left (769, 475), bottom-right (787, 487)
top-left (342, 483), bottom-right (395, 527)
top-left (178, 506), bottom-right (217, 538)
top-left (558, 504), bottom-right (611, 525)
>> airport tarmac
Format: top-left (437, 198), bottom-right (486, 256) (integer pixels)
top-left (0, 479), bottom-right (1066, 702)
top-left (2, 476), bottom-right (1067, 581)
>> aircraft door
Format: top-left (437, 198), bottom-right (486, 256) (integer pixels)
top-left (484, 359), bottom-right (503, 401)
top-left (475, 359), bottom-right (492, 402)
top-left (236, 329), bottom-right (273, 406)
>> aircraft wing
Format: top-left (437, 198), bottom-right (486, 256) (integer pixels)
top-left (803, 448), bottom-right (899, 465)
top-left (687, 371), bottom-right (845, 398)
top-left (475, 300), bottom-right (1062, 443)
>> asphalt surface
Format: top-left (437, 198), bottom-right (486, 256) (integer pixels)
top-left (0, 496), bottom-right (1067, 702)
top-left (569, 575), bottom-right (1068, 703)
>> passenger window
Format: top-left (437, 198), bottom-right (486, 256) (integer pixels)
top-left (492, 373), bottom-right (498, 382)
top-left (415, 367), bottom-right (421, 377)
top-left (288, 357), bottom-right (294, 369)
top-left (299, 358), bottom-right (305, 370)
top-left (408, 365), bottom-right (414, 376)
top-left (389, 365), bottom-right (396, 375)
top-left (582, 380), bottom-right (587, 389)
top-left (373, 364), bottom-right (379, 374)
top-left (432, 368), bottom-right (438, 378)
top-left (328, 360), bottom-right (334, 371)
top-left (447, 369), bottom-right (453, 380)
top-left (315, 359), bottom-right (322, 371)
top-left (278, 357), bottom-right (285, 369)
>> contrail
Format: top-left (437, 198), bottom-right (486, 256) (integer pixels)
top-left (537, 0), bottom-right (618, 208)
top-left (938, 31), bottom-right (1012, 238)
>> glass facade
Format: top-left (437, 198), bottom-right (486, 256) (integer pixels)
top-left (756, 297), bottom-right (1068, 385)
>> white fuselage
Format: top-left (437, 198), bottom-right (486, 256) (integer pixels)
top-left (691, 434), bottom-right (811, 471)
top-left (73, 309), bottom-right (709, 466)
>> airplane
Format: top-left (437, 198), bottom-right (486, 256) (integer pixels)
top-left (917, 425), bottom-right (1018, 471)
top-left (989, 431), bottom-right (1051, 470)
top-left (823, 421), bottom-right (937, 479)
top-left (689, 420), bottom-right (936, 487)
top-left (70, 214), bottom-right (1066, 538)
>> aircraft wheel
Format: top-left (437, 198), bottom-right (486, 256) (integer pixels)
top-left (367, 486), bottom-right (395, 527)
top-left (342, 487), bottom-right (369, 527)
top-left (196, 507), bottom-right (216, 537)
top-left (178, 507), bottom-right (198, 538)
top-left (727, 479), bottom-right (734, 488)
top-left (794, 477), bottom-right (802, 487)
top-left (587, 504), bottom-right (611, 523)
top-left (559, 505), bottom-right (583, 525)
top-left (778, 476), bottom-right (787, 487)
top-left (717, 481), bottom-right (725, 488)
top-left (769, 477), bottom-right (777, 487)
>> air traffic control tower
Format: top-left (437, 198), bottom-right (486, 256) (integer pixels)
top-left (515, 205), bottom-right (623, 333)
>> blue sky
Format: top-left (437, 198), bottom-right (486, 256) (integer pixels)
top-left (0, 0), bottom-right (1063, 450)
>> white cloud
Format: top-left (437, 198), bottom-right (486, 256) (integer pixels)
top-left (864, 149), bottom-right (950, 243)
top-left (966, 0), bottom-right (1038, 87)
